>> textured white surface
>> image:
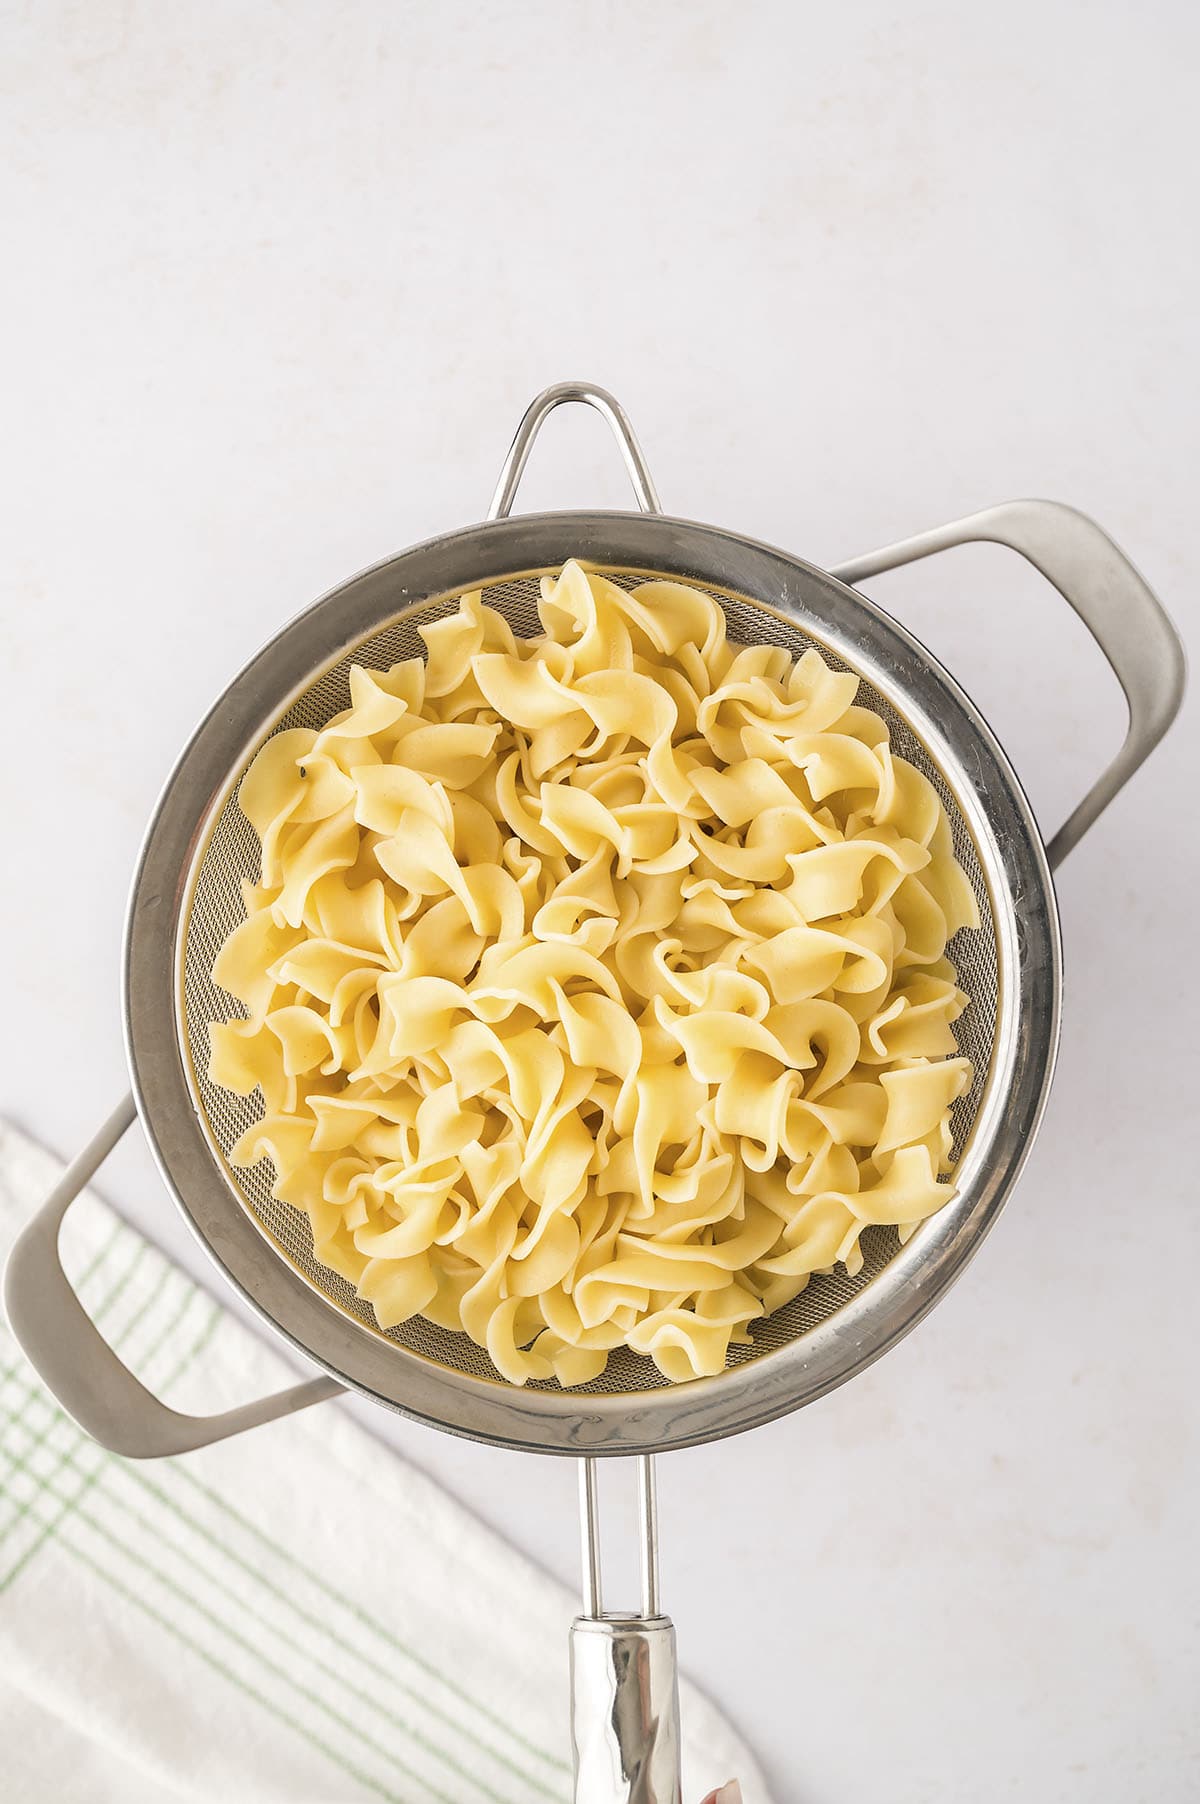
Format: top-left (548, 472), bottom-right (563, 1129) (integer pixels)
top-left (1, 3), bottom-right (1197, 1800)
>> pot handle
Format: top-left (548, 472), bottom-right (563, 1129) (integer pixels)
top-left (3, 1095), bottom-right (343, 1458)
top-left (831, 500), bottom-right (1186, 869)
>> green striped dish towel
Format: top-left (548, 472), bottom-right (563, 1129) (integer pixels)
top-left (0, 1122), bottom-right (769, 1804)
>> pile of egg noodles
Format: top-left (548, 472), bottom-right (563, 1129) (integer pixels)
top-left (209, 562), bottom-right (977, 1385)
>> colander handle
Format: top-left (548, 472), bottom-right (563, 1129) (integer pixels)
top-left (3, 1096), bottom-right (343, 1458)
top-left (570, 1456), bottom-right (683, 1803)
top-left (831, 499), bottom-right (1186, 868)
top-left (488, 381), bottom-right (663, 519)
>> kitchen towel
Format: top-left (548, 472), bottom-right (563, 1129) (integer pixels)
top-left (0, 1121), bottom-right (771, 1804)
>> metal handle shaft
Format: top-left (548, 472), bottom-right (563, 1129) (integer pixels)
top-left (2, 1097), bottom-right (342, 1457)
top-left (573, 1456), bottom-right (681, 1803)
top-left (832, 499), bottom-right (1186, 869)
top-left (579, 1455), bottom-right (661, 1619)
top-left (488, 381), bottom-right (663, 520)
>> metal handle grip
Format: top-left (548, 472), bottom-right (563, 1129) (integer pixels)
top-left (3, 1096), bottom-right (343, 1457)
top-left (572, 1456), bottom-right (682, 1803)
top-left (831, 499), bottom-right (1186, 869)
top-left (571, 1616), bottom-right (682, 1804)
top-left (489, 381), bottom-right (662, 520)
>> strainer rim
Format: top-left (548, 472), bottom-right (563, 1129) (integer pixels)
top-left (123, 509), bottom-right (1061, 1455)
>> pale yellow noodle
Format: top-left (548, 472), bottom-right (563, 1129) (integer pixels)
top-left (208, 562), bottom-right (978, 1385)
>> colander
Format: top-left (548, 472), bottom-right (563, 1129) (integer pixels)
top-left (5, 383), bottom-right (1184, 1803)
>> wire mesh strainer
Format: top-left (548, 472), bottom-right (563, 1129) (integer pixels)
top-left (6, 384), bottom-right (1184, 1804)
top-left (180, 566), bottom-right (998, 1396)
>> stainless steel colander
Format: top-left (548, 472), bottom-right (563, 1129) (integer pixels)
top-left (6, 383), bottom-right (1184, 1804)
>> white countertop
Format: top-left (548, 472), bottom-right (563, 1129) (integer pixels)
top-left (2, 4), bottom-right (1197, 1799)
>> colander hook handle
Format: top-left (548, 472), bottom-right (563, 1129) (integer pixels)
top-left (831, 499), bottom-right (1186, 868)
top-left (2, 1096), bottom-right (343, 1458)
top-left (488, 382), bottom-right (663, 520)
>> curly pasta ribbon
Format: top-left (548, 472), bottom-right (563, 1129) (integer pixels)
top-left (208, 564), bottom-right (978, 1385)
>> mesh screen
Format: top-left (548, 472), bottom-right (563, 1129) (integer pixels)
top-left (181, 569), bottom-right (999, 1396)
